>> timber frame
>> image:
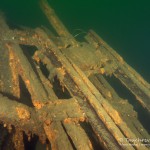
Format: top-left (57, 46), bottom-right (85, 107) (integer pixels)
top-left (0, 0), bottom-right (150, 149)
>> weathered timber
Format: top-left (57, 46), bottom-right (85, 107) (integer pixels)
top-left (34, 28), bottom-right (140, 150)
top-left (44, 121), bottom-right (74, 150)
top-left (0, 94), bottom-right (45, 139)
top-left (90, 75), bottom-right (149, 138)
top-left (40, 0), bottom-right (78, 47)
top-left (89, 75), bottom-right (119, 101)
top-left (0, 92), bottom-right (85, 140)
top-left (0, 16), bottom-right (13, 94)
top-left (0, 15), bottom-right (26, 149)
top-left (37, 98), bottom-right (85, 122)
top-left (85, 30), bottom-right (150, 112)
top-left (0, 15), bottom-right (88, 149)
top-left (5, 42), bottom-right (49, 109)
top-left (33, 61), bottom-right (58, 101)
top-left (63, 121), bottom-right (93, 150)
top-left (5, 16), bottom-right (148, 150)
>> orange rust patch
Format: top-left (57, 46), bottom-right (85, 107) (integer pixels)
top-left (3, 123), bottom-right (7, 128)
top-left (6, 42), bottom-right (20, 97)
top-left (25, 80), bottom-right (30, 86)
top-left (33, 51), bottom-right (40, 63)
top-left (33, 101), bottom-right (45, 109)
top-left (111, 111), bottom-right (122, 124)
top-left (79, 117), bottom-right (86, 122)
top-left (117, 56), bottom-right (124, 64)
top-left (102, 103), bottom-right (123, 125)
top-left (44, 123), bottom-right (58, 149)
top-left (16, 107), bottom-right (31, 120)
top-left (63, 118), bottom-right (73, 124)
top-left (44, 119), bottom-right (52, 126)
top-left (99, 68), bottom-right (105, 74)
top-left (8, 48), bottom-right (20, 97)
top-left (32, 33), bottom-right (39, 39)
top-left (63, 117), bottom-right (84, 124)
top-left (56, 67), bottom-right (66, 76)
top-left (88, 140), bottom-right (94, 149)
top-left (19, 37), bottom-right (26, 41)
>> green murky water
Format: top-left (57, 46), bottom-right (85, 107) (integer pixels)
top-left (0, 0), bottom-right (150, 82)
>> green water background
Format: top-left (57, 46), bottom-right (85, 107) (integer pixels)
top-left (0, 0), bottom-right (150, 83)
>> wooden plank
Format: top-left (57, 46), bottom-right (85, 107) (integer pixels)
top-left (34, 29), bottom-right (134, 150)
top-left (0, 15), bottom-right (14, 94)
top-left (12, 129), bottom-right (25, 150)
top-left (40, 0), bottom-right (77, 47)
top-left (90, 74), bottom-right (150, 140)
top-left (85, 30), bottom-right (150, 112)
top-left (114, 68), bottom-right (150, 111)
top-left (5, 42), bottom-right (49, 109)
top-left (0, 94), bottom-right (84, 141)
top-left (32, 61), bottom-right (58, 101)
top-left (38, 98), bottom-right (85, 122)
top-left (89, 74), bottom-right (118, 101)
top-left (3, 26), bottom-right (149, 150)
top-left (0, 94), bottom-right (46, 140)
top-left (44, 121), bottom-right (74, 150)
top-left (63, 121), bottom-right (93, 150)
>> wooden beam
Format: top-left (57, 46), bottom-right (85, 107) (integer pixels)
top-left (39, 0), bottom-right (78, 46)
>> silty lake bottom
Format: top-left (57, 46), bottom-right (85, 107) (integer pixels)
top-left (0, 0), bottom-right (150, 146)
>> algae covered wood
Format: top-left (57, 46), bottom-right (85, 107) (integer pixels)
top-left (63, 121), bottom-right (94, 150)
top-left (44, 121), bottom-right (74, 150)
top-left (85, 30), bottom-right (150, 112)
top-left (40, 0), bottom-right (77, 47)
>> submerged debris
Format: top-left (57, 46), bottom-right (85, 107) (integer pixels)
top-left (0, 0), bottom-right (150, 150)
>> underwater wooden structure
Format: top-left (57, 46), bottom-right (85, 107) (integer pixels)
top-left (0, 0), bottom-right (150, 149)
